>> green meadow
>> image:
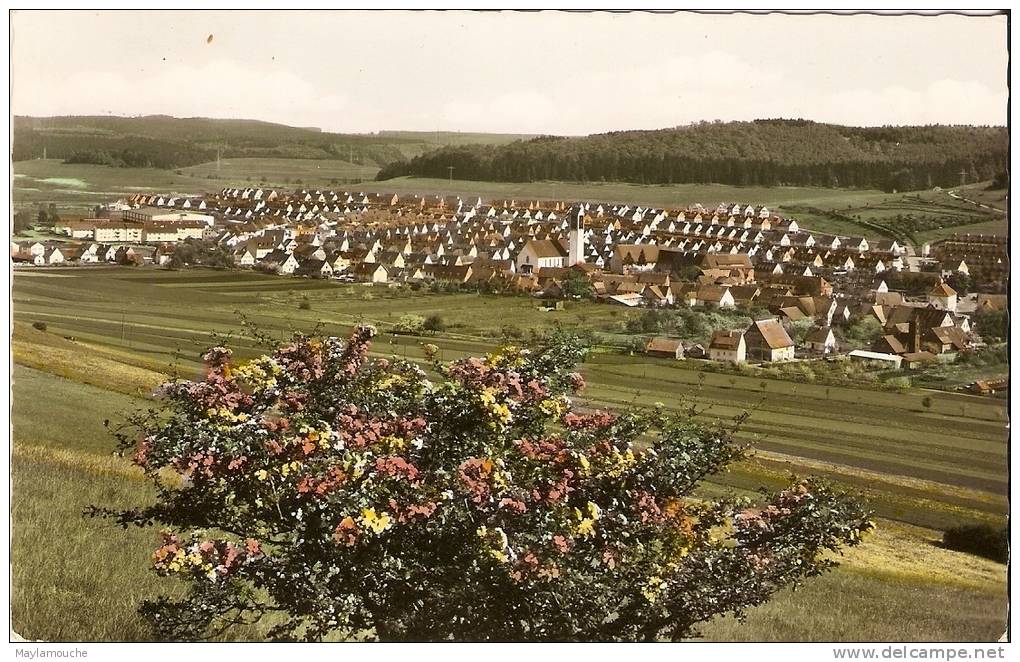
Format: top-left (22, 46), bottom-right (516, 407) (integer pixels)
top-left (13, 157), bottom-right (378, 212)
top-left (181, 157), bottom-right (379, 186)
top-left (10, 267), bottom-right (1007, 641)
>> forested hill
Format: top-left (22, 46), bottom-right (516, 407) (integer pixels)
top-left (11, 116), bottom-right (534, 170)
top-left (376, 120), bottom-right (1008, 192)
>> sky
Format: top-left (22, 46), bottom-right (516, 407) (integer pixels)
top-left (10, 10), bottom-right (1009, 135)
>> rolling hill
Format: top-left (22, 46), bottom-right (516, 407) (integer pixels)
top-left (376, 119), bottom-right (1008, 192)
top-left (11, 115), bottom-right (537, 171)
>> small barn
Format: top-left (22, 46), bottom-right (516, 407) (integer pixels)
top-left (644, 337), bottom-right (685, 360)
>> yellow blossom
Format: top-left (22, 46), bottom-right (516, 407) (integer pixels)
top-left (255, 469), bottom-right (269, 481)
top-left (360, 508), bottom-right (393, 534)
top-left (491, 403), bottom-right (511, 423)
top-left (479, 388), bottom-right (498, 406)
top-left (280, 460), bottom-right (302, 477)
top-left (538, 398), bottom-right (564, 416)
top-left (491, 468), bottom-right (510, 490)
top-left (642, 576), bottom-right (666, 603)
top-left (381, 435), bottom-right (407, 452)
top-left (374, 375), bottom-right (404, 392)
top-left (572, 502), bottom-right (601, 538)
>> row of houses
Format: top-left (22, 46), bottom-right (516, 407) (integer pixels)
top-left (23, 186), bottom-right (984, 369)
top-left (55, 217), bottom-right (210, 243)
top-left (106, 187), bottom-right (907, 282)
top-left (11, 240), bottom-right (161, 266)
top-left (644, 318), bottom-right (801, 364)
top-left (642, 277), bottom-right (975, 369)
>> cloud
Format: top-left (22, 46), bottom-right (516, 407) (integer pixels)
top-left (420, 51), bottom-right (789, 135)
top-left (11, 12), bottom-right (1007, 133)
top-left (814, 79), bottom-right (1007, 126)
top-left (15, 59), bottom-right (349, 127)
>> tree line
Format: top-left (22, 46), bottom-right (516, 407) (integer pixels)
top-left (12, 130), bottom-right (414, 170)
top-left (12, 115), bottom-right (504, 170)
top-left (376, 120), bottom-right (1007, 192)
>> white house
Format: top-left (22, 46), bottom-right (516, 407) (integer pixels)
top-left (928, 281), bottom-right (958, 312)
top-left (708, 330), bottom-right (746, 363)
top-left (804, 326), bottom-right (838, 354)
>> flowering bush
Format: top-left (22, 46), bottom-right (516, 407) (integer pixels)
top-left (93, 326), bottom-right (872, 641)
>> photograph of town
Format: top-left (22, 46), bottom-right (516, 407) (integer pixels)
top-left (6, 8), bottom-right (1011, 656)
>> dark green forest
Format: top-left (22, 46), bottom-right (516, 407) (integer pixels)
top-left (376, 120), bottom-right (1008, 192)
top-left (13, 116), bottom-right (1007, 192)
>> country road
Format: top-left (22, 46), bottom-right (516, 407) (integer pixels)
top-left (945, 189), bottom-right (1008, 215)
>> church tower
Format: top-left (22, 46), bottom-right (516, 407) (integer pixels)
top-left (568, 210), bottom-right (586, 265)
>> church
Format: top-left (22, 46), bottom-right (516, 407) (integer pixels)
top-left (515, 212), bottom-right (586, 273)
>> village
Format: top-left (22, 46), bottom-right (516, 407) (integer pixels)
top-left (10, 186), bottom-right (1008, 379)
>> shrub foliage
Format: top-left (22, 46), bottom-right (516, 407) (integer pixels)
top-left (942, 524), bottom-right (1008, 564)
top-left (92, 327), bottom-right (872, 641)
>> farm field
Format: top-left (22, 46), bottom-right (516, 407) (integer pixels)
top-left (10, 267), bottom-right (1008, 641)
top-left (14, 160), bottom-right (225, 211)
top-left (181, 157), bottom-right (379, 186)
top-left (947, 180), bottom-right (1009, 213)
top-left (13, 157), bottom-right (377, 212)
top-left (360, 176), bottom-right (899, 211)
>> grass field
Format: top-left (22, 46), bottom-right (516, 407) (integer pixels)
top-left (949, 181), bottom-right (1009, 213)
top-left (11, 267), bottom-right (1008, 641)
top-left (181, 157), bottom-right (379, 186)
top-left (13, 157), bottom-right (378, 213)
top-left (360, 176), bottom-right (900, 211)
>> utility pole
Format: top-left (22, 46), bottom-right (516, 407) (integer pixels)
top-left (447, 166), bottom-right (454, 183)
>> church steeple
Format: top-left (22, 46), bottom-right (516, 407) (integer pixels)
top-left (568, 209), bottom-right (586, 265)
